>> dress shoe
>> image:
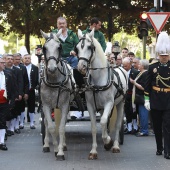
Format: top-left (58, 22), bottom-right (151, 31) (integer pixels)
top-left (10, 131), bottom-right (14, 135)
top-left (131, 129), bottom-right (138, 135)
top-left (30, 125), bottom-right (36, 129)
top-left (19, 125), bottom-right (24, 129)
top-left (0, 144), bottom-right (8, 151)
top-left (156, 148), bottom-right (164, 155)
top-left (15, 129), bottom-right (21, 134)
top-left (124, 129), bottom-right (132, 134)
top-left (164, 153), bottom-right (170, 159)
top-left (6, 130), bottom-right (11, 136)
top-left (71, 116), bottom-right (77, 120)
top-left (136, 132), bottom-right (148, 137)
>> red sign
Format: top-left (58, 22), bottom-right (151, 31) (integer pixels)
top-left (147, 12), bottom-right (170, 34)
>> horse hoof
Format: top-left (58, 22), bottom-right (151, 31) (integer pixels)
top-left (88, 153), bottom-right (98, 160)
top-left (63, 146), bottom-right (67, 151)
top-left (104, 139), bottom-right (113, 151)
top-left (112, 148), bottom-right (120, 153)
top-left (43, 147), bottom-right (50, 152)
top-left (56, 155), bottom-right (65, 161)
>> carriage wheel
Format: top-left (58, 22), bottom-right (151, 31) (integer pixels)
top-left (41, 110), bottom-right (45, 145)
top-left (119, 118), bottom-right (124, 145)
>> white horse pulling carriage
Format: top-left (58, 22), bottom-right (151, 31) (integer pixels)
top-left (40, 28), bottom-right (128, 160)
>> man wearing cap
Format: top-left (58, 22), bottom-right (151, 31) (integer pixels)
top-left (0, 57), bottom-right (15, 150)
top-left (144, 32), bottom-right (170, 159)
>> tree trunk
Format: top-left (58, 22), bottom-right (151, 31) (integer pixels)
top-left (25, 32), bottom-right (30, 54)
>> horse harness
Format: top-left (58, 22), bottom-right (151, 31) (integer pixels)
top-left (41, 33), bottom-right (76, 108)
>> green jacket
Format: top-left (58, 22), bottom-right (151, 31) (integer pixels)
top-left (82, 28), bottom-right (106, 52)
top-left (52, 29), bottom-right (79, 58)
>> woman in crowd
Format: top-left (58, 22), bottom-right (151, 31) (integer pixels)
top-left (130, 59), bottom-right (149, 136)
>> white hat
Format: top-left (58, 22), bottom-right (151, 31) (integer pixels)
top-left (19, 46), bottom-right (29, 57)
top-left (155, 31), bottom-right (170, 55)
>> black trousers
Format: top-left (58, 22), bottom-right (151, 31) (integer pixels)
top-left (151, 109), bottom-right (170, 154)
top-left (124, 94), bottom-right (137, 123)
top-left (0, 103), bottom-right (10, 129)
top-left (27, 89), bottom-right (35, 122)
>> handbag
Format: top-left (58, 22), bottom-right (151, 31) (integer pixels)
top-left (134, 94), bottom-right (144, 104)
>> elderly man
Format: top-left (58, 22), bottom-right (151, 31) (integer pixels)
top-left (122, 57), bottom-right (139, 134)
top-left (132, 58), bottom-right (140, 70)
top-left (144, 32), bottom-right (170, 159)
top-left (23, 54), bottom-right (39, 129)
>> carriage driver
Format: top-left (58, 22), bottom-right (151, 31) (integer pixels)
top-left (52, 17), bottom-right (79, 69)
top-left (144, 32), bottom-right (170, 159)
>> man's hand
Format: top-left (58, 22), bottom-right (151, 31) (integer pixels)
top-left (70, 50), bottom-right (77, 56)
top-left (24, 94), bottom-right (28, 100)
top-left (144, 96), bottom-right (150, 111)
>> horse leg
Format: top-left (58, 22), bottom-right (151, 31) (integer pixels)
top-left (87, 103), bottom-right (98, 160)
top-left (43, 116), bottom-right (50, 152)
top-left (43, 105), bottom-right (59, 155)
top-left (100, 102), bottom-right (113, 151)
top-left (56, 106), bottom-right (68, 161)
top-left (112, 101), bottom-right (124, 153)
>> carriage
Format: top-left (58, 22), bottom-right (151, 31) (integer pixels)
top-left (38, 29), bottom-right (128, 160)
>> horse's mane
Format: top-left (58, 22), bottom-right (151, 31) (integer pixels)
top-left (87, 34), bottom-right (107, 66)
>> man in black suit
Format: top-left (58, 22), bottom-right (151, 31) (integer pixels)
top-left (5, 54), bottom-right (23, 135)
top-left (0, 57), bottom-right (15, 150)
top-left (23, 54), bottom-right (39, 129)
top-left (13, 53), bottom-right (29, 130)
top-left (122, 57), bottom-right (139, 134)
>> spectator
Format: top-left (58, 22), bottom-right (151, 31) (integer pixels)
top-left (122, 57), bottom-right (139, 134)
top-left (130, 59), bottom-right (149, 136)
top-left (121, 48), bottom-right (128, 58)
top-left (116, 54), bottom-right (123, 66)
top-left (23, 54), bottom-right (39, 129)
top-left (132, 58), bottom-right (140, 70)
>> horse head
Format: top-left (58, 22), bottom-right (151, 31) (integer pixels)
top-left (76, 29), bottom-right (96, 74)
top-left (40, 29), bottom-right (62, 74)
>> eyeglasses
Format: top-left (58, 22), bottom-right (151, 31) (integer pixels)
top-left (0, 62), bottom-right (5, 64)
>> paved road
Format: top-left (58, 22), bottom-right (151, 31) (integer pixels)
top-left (0, 112), bottom-right (170, 170)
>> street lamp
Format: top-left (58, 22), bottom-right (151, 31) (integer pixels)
top-left (35, 45), bottom-right (43, 63)
top-left (112, 41), bottom-right (121, 60)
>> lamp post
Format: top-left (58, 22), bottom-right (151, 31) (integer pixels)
top-left (35, 45), bottom-right (43, 64)
top-left (112, 41), bottom-right (121, 60)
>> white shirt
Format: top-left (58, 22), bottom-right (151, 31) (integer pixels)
top-left (59, 30), bottom-right (68, 42)
top-left (127, 69), bottom-right (131, 79)
top-left (0, 71), bottom-right (6, 90)
top-left (25, 64), bottom-right (32, 89)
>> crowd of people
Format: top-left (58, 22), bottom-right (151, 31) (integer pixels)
top-left (0, 53), bottom-right (39, 151)
top-left (0, 16), bottom-right (170, 160)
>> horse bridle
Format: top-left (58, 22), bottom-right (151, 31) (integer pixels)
top-left (76, 34), bottom-right (95, 65)
top-left (43, 33), bottom-right (62, 65)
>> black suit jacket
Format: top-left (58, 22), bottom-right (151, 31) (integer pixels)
top-left (127, 67), bottom-right (140, 93)
top-left (29, 64), bottom-right (39, 90)
top-left (5, 67), bottom-right (18, 99)
top-left (12, 66), bottom-right (24, 96)
top-left (4, 70), bottom-right (15, 108)
top-left (19, 64), bottom-right (29, 95)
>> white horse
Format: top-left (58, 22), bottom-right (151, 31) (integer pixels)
top-left (76, 29), bottom-right (128, 160)
top-left (40, 30), bottom-right (75, 160)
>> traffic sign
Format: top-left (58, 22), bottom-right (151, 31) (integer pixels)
top-left (147, 12), bottom-right (170, 34)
